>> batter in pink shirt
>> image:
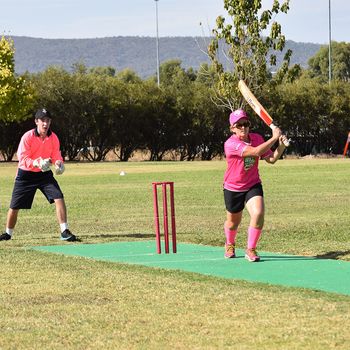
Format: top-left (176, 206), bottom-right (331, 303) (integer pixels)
top-left (224, 133), bottom-right (272, 192)
top-left (223, 109), bottom-right (288, 262)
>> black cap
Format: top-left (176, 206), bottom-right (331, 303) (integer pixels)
top-left (35, 108), bottom-right (52, 119)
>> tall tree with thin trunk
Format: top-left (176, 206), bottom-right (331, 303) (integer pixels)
top-left (208, 0), bottom-right (291, 110)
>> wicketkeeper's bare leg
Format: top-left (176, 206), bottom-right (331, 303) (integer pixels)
top-left (6, 208), bottom-right (19, 233)
top-left (54, 198), bottom-right (70, 234)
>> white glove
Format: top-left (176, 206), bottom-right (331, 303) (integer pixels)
top-left (33, 158), bottom-right (51, 172)
top-left (41, 158), bottom-right (52, 172)
top-left (55, 162), bottom-right (65, 175)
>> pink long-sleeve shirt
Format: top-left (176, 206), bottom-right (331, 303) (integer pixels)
top-left (223, 133), bottom-right (272, 192)
top-left (17, 129), bottom-right (63, 172)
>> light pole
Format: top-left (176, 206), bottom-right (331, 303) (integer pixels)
top-left (155, 0), bottom-right (160, 87)
top-left (328, 0), bottom-right (332, 83)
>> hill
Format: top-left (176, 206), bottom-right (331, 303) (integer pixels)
top-left (11, 36), bottom-right (322, 78)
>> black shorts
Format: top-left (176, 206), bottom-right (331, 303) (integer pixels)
top-left (10, 169), bottom-right (64, 209)
top-left (224, 183), bottom-right (264, 213)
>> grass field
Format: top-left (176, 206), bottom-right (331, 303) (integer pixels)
top-left (0, 159), bottom-right (349, 349)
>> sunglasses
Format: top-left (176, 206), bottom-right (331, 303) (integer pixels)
top-left (234, 121), bottom-right (251, 128)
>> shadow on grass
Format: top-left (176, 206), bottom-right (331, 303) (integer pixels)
top-left (315, 250), bottom-right (350, 260)
top-left (259, 255), bottom-right (316, 262)
top-left (259, 251), bottom-right (350, 262)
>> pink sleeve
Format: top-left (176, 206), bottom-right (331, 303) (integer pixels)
top-left (225, 138), bottom-right (247, 157)
top-left (17, 132), bottom-right (36, 169)
top-left (51, 133), bottom-right (63, 163)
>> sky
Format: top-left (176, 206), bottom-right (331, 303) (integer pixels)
top-left (1, 0), bottom-right (349, 44)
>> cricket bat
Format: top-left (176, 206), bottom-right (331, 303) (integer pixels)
top-left (238, 80), bottom-right (290, 146)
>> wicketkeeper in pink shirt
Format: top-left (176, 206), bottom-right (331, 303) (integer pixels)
top-left (0, 108), bottom-right (78, 242)
top-left (223, 109), bottom-right (287, 261)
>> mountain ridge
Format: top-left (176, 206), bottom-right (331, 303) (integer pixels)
top-left (11, 36), bottom-right (322, 78)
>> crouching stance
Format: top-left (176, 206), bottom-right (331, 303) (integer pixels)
top-left (223, 109), bottom-right (287, 262)
top-left (0, 108), bottom-right (77, 242)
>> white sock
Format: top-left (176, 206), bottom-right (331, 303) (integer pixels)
top-left (6, 228), bottom-right (13, 236)
top-left (60, 223), bottom-right (68, 233)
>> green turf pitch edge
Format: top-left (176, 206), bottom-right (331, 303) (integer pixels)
top-left (32, 241), bottom-right (350, 296)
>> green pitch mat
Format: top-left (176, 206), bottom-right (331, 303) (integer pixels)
top-left (33, 241), bottom-right (350, 296)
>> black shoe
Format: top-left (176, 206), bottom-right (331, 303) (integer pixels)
top-left (60, 229), bottom-right (77, 242)
top-left (0, 232), bottom-right (12, 241)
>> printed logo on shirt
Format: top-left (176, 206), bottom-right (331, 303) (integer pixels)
top-left (244, 157), bottom-right (256, 170)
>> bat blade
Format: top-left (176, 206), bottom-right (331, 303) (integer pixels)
top-left (238, 80), bottom-right (290, 147)
top-left (238, 80), bottom-right (273, 126)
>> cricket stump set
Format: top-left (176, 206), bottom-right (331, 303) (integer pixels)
top-left (152, 182), bottom-right (177, 254)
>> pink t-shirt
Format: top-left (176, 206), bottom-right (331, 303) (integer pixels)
top-left (17, 129), bottom-right (63, 172)
top-left (223, 133), bottom-right (273, 192)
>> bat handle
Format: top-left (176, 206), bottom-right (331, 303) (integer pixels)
top-left (283, 138), bottom-right (291, 147)
top-left (270, 123), bottom-right (290, 147)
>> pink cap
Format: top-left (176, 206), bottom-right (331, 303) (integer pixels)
top-left (229, 109), bottom-right (248, 125)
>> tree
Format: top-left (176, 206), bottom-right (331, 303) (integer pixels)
top-left (31, 66), bottom-right (96, 160)
top-left (80, 74), bottom-right (120, 161)
top-left (0, 118), bottom-right (32, 161)
top-left (271, 78), bottom-right (331, 155)
top-left (308, 41), bottom-right (350, 82)
top-left (116, 68), bottom-right (142, 84)
top-left (111, 79), bottom-right (145, 161)
top-left (193, 82), bottom-right (228, 160)
top-left (196, 63), bottom-right (219, 87)
top-left (139, 80), bottom-right (178, 161)
top-left (89, 66), bottom-right (116, 77)
top-left (0, 36), bottom-right (33, 122)
top-left (208, 0), bottom-right (292, 110)
top-left (158, 59), bottom-right (185, 87)
top-left (328, 81), bottom-right (350, 153)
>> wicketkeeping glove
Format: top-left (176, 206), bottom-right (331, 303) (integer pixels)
top-left (33, 158), bottom-right (52, 172)
top-left (55, 163), bottom-right (65, 175)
